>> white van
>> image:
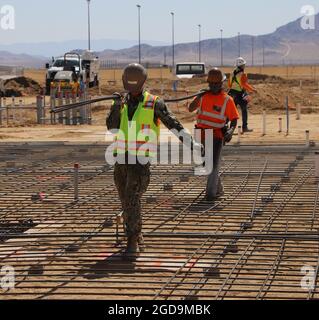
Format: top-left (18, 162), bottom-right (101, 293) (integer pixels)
top-left (175, 62), bottom-right (206, 79)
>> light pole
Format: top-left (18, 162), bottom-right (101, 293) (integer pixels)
top-left (171, 12), bottom-right (175, 69)
top-left (220, 29), bottom-right (223, 67)
top-left (262, 39), bottom-right (265, 67)
top-left (137, 4), bottom-right (141, 64)
top-left (87, 0), bottom-right (91, 51)
top-left (198, 24), bottom-right (202, 62)
top-left (251, 36), bottom-right (254, 66)
top-left (238, 32), bottom-right (241, 57)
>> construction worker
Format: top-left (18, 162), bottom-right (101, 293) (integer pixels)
top-left (106, 63), bottom-right (200, 260)
top-left (228, 57), bottom-right (256, 133)
top-left (189, 68), bottom-right (239, 201)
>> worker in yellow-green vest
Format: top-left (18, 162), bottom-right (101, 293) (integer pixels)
top-left (228, 57), bottom-right (256, 133)
top-left (106, 63), bottom-right (200, 260)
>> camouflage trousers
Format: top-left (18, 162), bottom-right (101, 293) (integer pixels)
top-left (114, 162), bottom-right (151, 238)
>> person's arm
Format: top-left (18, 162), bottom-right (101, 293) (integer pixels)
top-left (240, 73), bottom-right (255, 93)
top-left (224, 97), bottom-right (240, 143)
top-left (189, 96), bottom-right (201, 112)
top-left (189, 90), bottom-right (209, 112)
top-left (154, 99), bottom-right (200, 150)
top-left (106, 94), bottom-right (122, 130)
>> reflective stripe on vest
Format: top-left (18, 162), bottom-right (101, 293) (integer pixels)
top-left (197, 95), bottom-right (230, 129)
top-left (114, 91), bottom-right (159, 157)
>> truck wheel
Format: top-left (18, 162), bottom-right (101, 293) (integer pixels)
top-left (93, 76), bottom-right (99, 87)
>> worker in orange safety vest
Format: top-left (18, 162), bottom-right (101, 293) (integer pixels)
top-left (189, 68), bottom-right (239, 201)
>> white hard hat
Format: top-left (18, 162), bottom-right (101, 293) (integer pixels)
top-left (236, 57), bottom-right (247, 67)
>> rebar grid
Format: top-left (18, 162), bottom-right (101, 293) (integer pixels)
top-left (0, 143), bottom-right (318, 300)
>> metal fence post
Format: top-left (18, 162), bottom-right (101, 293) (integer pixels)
top-left (315, 152), bottom-right (319, 178)
top-left (262, 109), bottom-right (266, 136)
top-left (36, 95), bottom-right (43, 124)
top-left (237, 126), bottom-right (241, 144)
top-left (305, 130), bottom-right (310, 147)
top-left (65, 91), bottom-right (71, 125)
top-left (58, 91), bottom-right (63, 124)
top-left (0, 97), bottom-right (2, 126)
top-left (278, 117), bottom-right (282, 133)
top-left (286, 96), bottom-right (289, 136)
top-left (11, 96), bottom-right (15, 123)
top-left (74, 163), bottom-right (79, 201)
top-left (296, 103), bottom-right (301, 120)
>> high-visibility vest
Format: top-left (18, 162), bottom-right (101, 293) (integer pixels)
top-left (115, 91), bottom-right (160, 158)
top-left (196, 94), bottom-right (230, 129)
top-left (230, 71), bottom-right (243, 92)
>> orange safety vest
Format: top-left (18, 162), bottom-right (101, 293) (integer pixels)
top-left (196, 94), bottom-right (230, 129)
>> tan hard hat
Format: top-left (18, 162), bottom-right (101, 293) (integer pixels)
top-left (207, 67), bottom-right (226, 84)
top-left (122, 63), bottom-right (147, 94)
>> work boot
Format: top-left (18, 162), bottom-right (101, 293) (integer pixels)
top-left (242, 127), bottom-right (253, 133)
top-left (123, 236), bottom-right (140, 261)
top-left (138, 234), bottom-right (145, 253)
top-left (206, 194), bottom-right (222, 202)
top-left (217, 181), bottom-right (224, 197)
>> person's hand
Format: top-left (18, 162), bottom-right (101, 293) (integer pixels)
top-left (112, 92), bottom-right (123, 108)
top-left (113, 92), bottom-right (123, 100)
top-left (193, 142), bottom-right (205, 157)
top-left (224, 129), bottom-right (234, 143)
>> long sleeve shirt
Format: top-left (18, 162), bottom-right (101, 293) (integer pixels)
top-left (228, 69), bottom-right (255, 93)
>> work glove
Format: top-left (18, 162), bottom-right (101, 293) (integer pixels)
top-left (113, 92), bottom-right (123, 100)
top-left (192, 142), bottom-right (205, 158)
top-left (112, 92), bottom-right (123, 108)
top-left (224, 129), bottom-right (234, 143)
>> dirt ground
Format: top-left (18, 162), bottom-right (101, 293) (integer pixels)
top-left (0, 74), bottom-right (319, 144)
top-left (0, 113), bottom-right (318, 144)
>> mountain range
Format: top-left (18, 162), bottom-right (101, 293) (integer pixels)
top-left (0, 13), bottom-right (318, 68)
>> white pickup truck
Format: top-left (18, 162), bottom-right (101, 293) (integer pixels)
top-left (45, 51), bottom-right (100, 94)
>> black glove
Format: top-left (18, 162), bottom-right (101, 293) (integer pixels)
top-left (224, 129), bottom-right (234, 143)
top-left (113, 92), bottom-right (123, 100)
top-left (112, 92), bottom-right (123, 108)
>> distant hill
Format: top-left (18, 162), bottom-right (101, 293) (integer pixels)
top-left (0, 51), bottom-right (47, 68)
top-left (0, 13), bottom-right (319, 68)
top-left (97, 13), bottom-right (319, 66)
top-left (0, 39), bottom-right (169, 58)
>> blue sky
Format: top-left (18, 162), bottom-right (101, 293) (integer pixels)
top-left (0, 0), bottom-right (318, 45)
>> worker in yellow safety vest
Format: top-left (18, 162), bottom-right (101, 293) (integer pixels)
top-left (228, 57), bottom-right (256, 133)
top-left (106, 63), bottom-right (200, 260)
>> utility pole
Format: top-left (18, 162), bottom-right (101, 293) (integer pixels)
top-left (238, 32), bottom-right (241, 57)
top-left (87, 0), bottom-right (91, 51)
top-left (198, 24), bottom-right (202, 62)
top-left (137, 4), bottom-right (141, 64)
top-left (220, 29), bottom-right (223, 67)
top-left (171, 12), bottom-right (175, 69)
